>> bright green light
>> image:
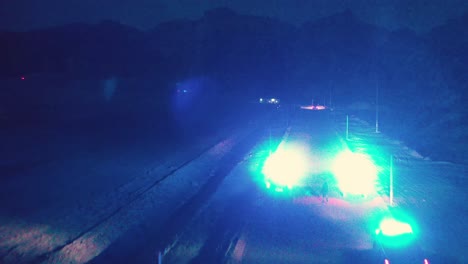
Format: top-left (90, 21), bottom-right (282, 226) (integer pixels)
top-left (262, 146), bottom-right (308, 187)
top-left (248, 140), bottom-right (280, 180)
top-left (332, 151), bottom-right (377, 195)
top-left (371, 209), bottom-right (420, 248)
top-left (378, 218), bottom-right (413, 236)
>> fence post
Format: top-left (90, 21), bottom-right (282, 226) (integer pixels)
top-left (390, 155), bottom-right (394, 206)
top-left (346, 115), bottom-right (349, 140)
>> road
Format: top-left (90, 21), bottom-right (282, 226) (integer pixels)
top-left (2, 106), bottom-right (463, 263)
top-left (156, 109), bottom-right (391, 264)
top-left (0, 104), bottom-right (269, 263)
top-left (95, 108), bottom-right (462, 264)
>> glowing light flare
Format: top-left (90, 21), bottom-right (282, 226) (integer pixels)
top-left (300, 105), bottom-right (327, 110)
top-left (378, 218), bottom-right (413, 237)
top-left (384, 259), bottom-right (390, 264)
top-left (262, 147), bottom-right (308, 187)
top-left (20, 76), bottom-right (25, 80)
top-left (424, 259), bottom-right (429, 264)
top-left (260, 97), bottom-right (279, 104)
top-left (315, 105), bottom-right (326, 110)
top-left (332, 151), bottom-right (377, 195)
top-left (301, 105), bottom-right (315, 110)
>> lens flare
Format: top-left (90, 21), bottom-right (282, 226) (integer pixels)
top-left (332, 151), bottom-right (377, 195)
top-left (378, 218), bottom-right (413, 236)
top-left (262, 146), bottom-right (308, 188)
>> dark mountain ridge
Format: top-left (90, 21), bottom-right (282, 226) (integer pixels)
top-left (1, 8), bottom-right (467, 162)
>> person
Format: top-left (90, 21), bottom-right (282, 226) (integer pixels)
top-left (321, 180), bottom-right (329, 203)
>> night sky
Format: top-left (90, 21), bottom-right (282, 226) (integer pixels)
top-left (1, 0), bottom-right (467, 33)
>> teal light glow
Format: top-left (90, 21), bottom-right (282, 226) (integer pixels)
top-left (262, 147), bottom-right (308, 188)
top-left (377, 218), bottom-right (413, 236)
top-left (332, 151), bottom-right (377, 195)
top-left (372, 209), bottom-right (420, 248)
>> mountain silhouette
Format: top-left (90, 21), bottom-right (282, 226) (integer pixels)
top-left (1, 8), bottom-right (467, 161)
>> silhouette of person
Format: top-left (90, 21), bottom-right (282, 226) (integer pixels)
top-left (321, 180), bottom-right (329, 203)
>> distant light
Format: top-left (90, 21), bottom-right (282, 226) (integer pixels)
top-left (20, 76), bottom-right (25, 80)
top-left (384, 259), bottom-right (390, 264)
top-left (378, 219), bottom-right (413, 237)
top-left (267, 98), bottom-right (279, 104)
top-left (300, 105), bottom-right (327, 110)
top-left (301, 105), bottom-right (315, 110)
top-left (183, 89), bottom-right (188, 93)
top-left (315, 105), bottom-right (326, 110)
top-left (259, 98), bottom-right (264, 103)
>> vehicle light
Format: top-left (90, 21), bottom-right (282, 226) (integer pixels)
top-left (384, 259), bottom-right (390, 264)
top-left (424, 259), bottom-right (429, 264)
top-left (262, 147), bottom-right (307, 188)
top-left (315, 105), bottom-right (326, 110)
top-left (300, 105), bottom-right (315, 110)
top-left (332, 151), bottom-right (377, 195)
top-left (379, 218), bottom-right (413, 236)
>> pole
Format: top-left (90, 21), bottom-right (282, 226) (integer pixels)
top-left (269, 128), bottom-right (272, 155)
top-left (390, 155), bottom-right (394, 206)
top-left (375, 78), bottom-right (380, 133)
top-left (346, 115), bottom-right (349, 140)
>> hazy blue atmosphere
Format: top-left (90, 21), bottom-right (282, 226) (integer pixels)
top-left (1, 1), bottom-right (467, 263)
